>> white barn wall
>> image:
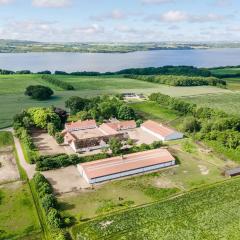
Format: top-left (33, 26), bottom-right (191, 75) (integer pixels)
top-left (80, 160), bottom-right (175, 184)
top-left (141, 126), bottom-right (183, 141)
top-left (141, 126), bottom-right (165, 141)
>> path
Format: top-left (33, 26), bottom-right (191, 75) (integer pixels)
top-left (0, 128), bottom-right (36, 179)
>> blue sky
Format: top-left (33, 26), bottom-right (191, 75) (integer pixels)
top-left (0, 0), bottom-right (239, 42)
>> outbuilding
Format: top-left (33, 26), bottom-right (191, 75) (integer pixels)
top-left (141, 120), bottom-right (183, 141)
top-left (225, 167), bottom-right (240, 177)
top-left (77, 148), bottom-right (175, 184)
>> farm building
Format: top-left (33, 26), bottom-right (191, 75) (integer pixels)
top-left (62, 120), bottom-right (135, 153)
top-left (141, 120), bottom-right (183, 141)
top-left (65, 119), bottom-right (97, 132)
top-left (225, 167), bottom-right (240, 177)
top-left (77, 148), bottom-right (175, 184)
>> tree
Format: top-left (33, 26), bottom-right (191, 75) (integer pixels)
top-left (136, 119), bottom-right (143, 127)
top-left (41, 194), bottom-right (57, 211)
top-left (118, 105), bottom-right (135, 120)
top-left (182, 117), bottom-right (201, 133)
top-left (53, 107), bottom-right (68, 124)
top-left (109, 138), bottom-right (123, 155)
top-left (76, 111), bottom-right (90, 121)
top-left (55, 132), bottom-right (64, 145)
top-left (47, 208), bottom-right (62, 228)
top-left (98, 102), bottom-right (117, 119)
top-left (25, 85), bottom-right (54, 100)
top-left (65, 96), bottom-right (88, 114)
top-left (28, 107), bottom-right (61, 129)
top-left (47, 123), bottom-right (57, 136)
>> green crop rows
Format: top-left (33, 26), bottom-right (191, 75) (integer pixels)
top-left (72, 178), bottom-right (240, 240)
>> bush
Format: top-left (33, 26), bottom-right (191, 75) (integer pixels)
top-left (55, 132), bottom-right (64, 145)
top-left (25, 85), bottom-right (54, 100)
top-left (41, 194), bottom-right (57, 212)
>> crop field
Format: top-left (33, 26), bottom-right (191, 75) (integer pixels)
top-left (0, 182), bottom-right (41, 240)
top-left (0, 74), bottom-right (232, 128)
top-left (183, 93), bottom-right (240, 116)
top-left (71, 177), bottom-right (240, 240)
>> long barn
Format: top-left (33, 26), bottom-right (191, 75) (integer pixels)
top-left (77, 148), bottom-right (175, 184)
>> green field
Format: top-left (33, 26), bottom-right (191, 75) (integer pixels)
top-left (0, 74), bottom-right (231, 129)
top-left (0, 182), bottom-right (41, 240)
top-left (210, 67), bottom-right (240, 75)
top-left (183, 92), bottom-right (240, 116)
top-left (72, 177), bottom-right (240, 240)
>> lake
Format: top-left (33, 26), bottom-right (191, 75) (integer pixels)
top-left (0, 48), bottom-right (240, 72)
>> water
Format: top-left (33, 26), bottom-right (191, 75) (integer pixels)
top-left (0, 48), bottom-right (240, 72)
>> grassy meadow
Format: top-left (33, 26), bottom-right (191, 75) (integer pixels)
top-left (0, 74), bottom-right (231, 128)
top-left (0, 182), bottom-right (41, 240)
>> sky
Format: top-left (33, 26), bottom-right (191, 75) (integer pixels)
top-left (0, 0), bottom-right (239, 42)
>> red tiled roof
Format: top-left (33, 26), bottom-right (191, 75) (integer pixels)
top-left (65, 119), bottom-right (97, 130)
top-left (106, 120), bottom-right (136, 131)
top-left (80, 148), bottom-right (175, 179)
top-left (64, 132), bottom-right (77, 143)
top-left (99, 123), bottom-right (119, 135)
top-left (141, 120), bottom-right (176, 137)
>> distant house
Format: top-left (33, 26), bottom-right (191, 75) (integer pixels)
top-left (122, 93), bottom-right (146, 100)
top-left (225, 167), bottom-right (240, 177)
top-left (65, 119), bottom-right (97, 132)
top-left (141, 120), bottom-right (183, 141)
top-left (77, 148), bottom-right (175, 184)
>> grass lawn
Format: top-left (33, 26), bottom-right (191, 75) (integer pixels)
top-left (0, 74), bottom-right (231, 129)
top-left (183, 92), bottom-right (240, 116)
top-left (0, 182), bottom-right (41, 240)
top-left (72, 177), bottom-right (240, 240)
top-left (0, 131), bottom-right (13, 147)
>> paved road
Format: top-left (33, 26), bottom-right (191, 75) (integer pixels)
top-left (0, 128), bottom-right (36, 179)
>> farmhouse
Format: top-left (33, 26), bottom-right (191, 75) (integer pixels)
top-left (141, 120), bottom-right (183, 141)
top-left (63, 119), bottom-right (135, 153)
top-left (77, 148), bottom-right (175, 184)
top-left (65, 119), bottom-right (97, 132)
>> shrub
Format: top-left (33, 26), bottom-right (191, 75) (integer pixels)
top-left (55, 132), bottom-right (64, 145)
